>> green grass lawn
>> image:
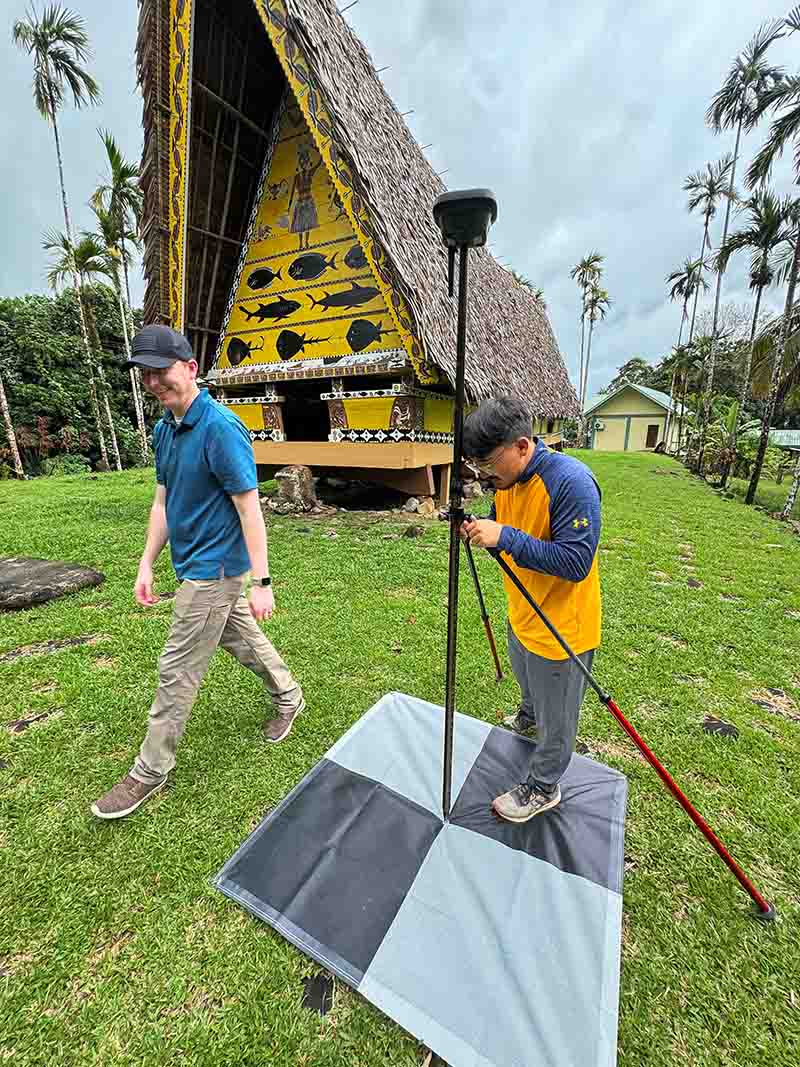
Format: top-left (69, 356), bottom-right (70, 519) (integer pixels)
top-left (1, 452), bottom-right (799, 1067)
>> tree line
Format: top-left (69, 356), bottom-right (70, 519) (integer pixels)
top-left (1, 4), bottom-right (148, 478)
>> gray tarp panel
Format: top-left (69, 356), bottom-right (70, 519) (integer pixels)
top-left (215, 692), bottom-right (628, 1067)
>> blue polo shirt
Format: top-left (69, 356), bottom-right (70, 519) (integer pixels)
top-left (153, 389), bottom-right (257, 580)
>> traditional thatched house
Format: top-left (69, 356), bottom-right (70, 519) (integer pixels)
top-left (136, 0), bottom-right (578, 500)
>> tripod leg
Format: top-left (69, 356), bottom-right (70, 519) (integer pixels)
top-left (462, 539), bottom-right (503, 681)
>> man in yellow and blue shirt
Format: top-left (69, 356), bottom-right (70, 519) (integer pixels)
top-left (462, 395), bottom-right (601, 823)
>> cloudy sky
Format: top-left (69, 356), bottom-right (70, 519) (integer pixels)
top-left (1, 0), bottom-right (797, 398)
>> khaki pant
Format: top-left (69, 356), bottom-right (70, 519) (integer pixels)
top-left (131, 575), bottom-right (302, 785)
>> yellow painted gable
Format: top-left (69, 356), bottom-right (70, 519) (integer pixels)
top-left (591, 386), bottom-right (666, 417)
top-left (215, 102), bottom-right (408, 372)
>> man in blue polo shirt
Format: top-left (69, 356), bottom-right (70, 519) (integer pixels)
top-left (91, 325), bottom-right (304, 820)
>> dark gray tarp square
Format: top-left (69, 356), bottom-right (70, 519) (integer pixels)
top-left (216, 758), bottom-right (441, 983)
top-left (451, 727), bottom-right (628, 893)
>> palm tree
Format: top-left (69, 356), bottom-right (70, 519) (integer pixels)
top-left (12, 5), bottom-right (104, 463)
top-left (90, 205), bottom-right (148, 462)
top-left (673, 343), bottom-right (703, 455)
top-left (582, 285), bottom-right (611, 406)
top-left (684, 156), bottom-right (735, 470)
top-left (577, 285), bottom-right (611, 444)
top-left (666, 259), bottom-right (709, 447)
top-left (43, 229), bottom-right (122, 471)
top-left (706, 20), bottom-right (785, 335)
top-left (91, 129), bottom-right (142, 310)
top-left (714, 188), bottom-right (793, 486)
top-left (684, 158), bottom-right (734, 336)
top-left (667, 258), bottom-right (709, 347)
top-left (570, 252), bottom-right (604, 404)
top-left (743, 8), bottom-right (800, 504)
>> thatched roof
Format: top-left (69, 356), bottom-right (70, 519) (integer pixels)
top-left (137, 0), bottom-right (578, 416)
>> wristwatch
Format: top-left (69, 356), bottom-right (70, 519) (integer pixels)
top-left (252, 576), bottom-right (272, 587)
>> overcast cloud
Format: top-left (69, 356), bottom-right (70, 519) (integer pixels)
top-left (0, 0), bottom-right (797, 397)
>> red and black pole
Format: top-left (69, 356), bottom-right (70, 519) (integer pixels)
top-left (489, 549), bottom-right (776, 922)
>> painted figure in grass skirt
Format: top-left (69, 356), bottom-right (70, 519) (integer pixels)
top-left (288, 136), bottom-right (323, 250)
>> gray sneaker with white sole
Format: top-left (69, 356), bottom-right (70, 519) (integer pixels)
top-left (492, 781), bottom-right (561, 823)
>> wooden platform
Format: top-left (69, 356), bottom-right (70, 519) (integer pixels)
top-left (253, 434), bottom-right (563, 504)
top-left (254, 441), bottom-right (454, 502)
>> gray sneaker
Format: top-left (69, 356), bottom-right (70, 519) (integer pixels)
top-left (492, 782), bottom-right (561, 823)
top-left (502, 710), bottom-right (536, 736)
top-left (91, 774), bottom-right (166, 820)
top-left (263, 697), bottom-right (306, 743)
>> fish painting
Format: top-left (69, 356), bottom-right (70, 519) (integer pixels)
top-left (276, 329), bottom-right (332, 361)
top-left (246, 266), bottom-right (282, 290)
top-left (227, 336), bottom-right (263, 366)
top-left (344, 244), bottom-right (367, 271)
top-left (239, 298), bottom-right (301, 322)
top-left (308, 281), bottom-right (380, 312)
top-left (345, 318), bottom-right (398, 353)
top-left (287, 252), bottom-right (338, 281)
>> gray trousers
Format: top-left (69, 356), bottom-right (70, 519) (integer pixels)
top-left (507, 624), bottom-right (595, 791)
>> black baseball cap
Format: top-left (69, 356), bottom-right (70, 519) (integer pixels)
top-left (127, 325), bottom-right (195, 369)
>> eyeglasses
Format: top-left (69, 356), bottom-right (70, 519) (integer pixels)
top-left (474, 447), bottom-right (505, 475)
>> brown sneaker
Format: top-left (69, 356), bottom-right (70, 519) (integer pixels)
top-left (263, 697), bottom-right (305, 743)
top-left (90, 774), bottom-right (166, 820)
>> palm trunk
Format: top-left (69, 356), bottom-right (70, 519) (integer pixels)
top-left (51, 109), bottom-right (109, 469)
top-left (721, 284), bottom-right (763, 488)
top-left (83, 288), bottom-right (122, 471)
top-left (710, 114), bottom-right (742, 338)
top-left (121, 234), bottom-right (133, 310)
top-left (693, 214), bottom-right (716, 473)
top-left (664, 366), bottom-right (678, 449)
top-left (578, 316), bottom-right (596, 446)
top-left (698, 109), bottom-right (743, 477)
top-left (583, 316), bottom-right (595, 408)
top-left (745, 225), bottom-right (800, 506)
top-left (577, 311), bottom-right (585, 404)
top-left (688, 220), bottom-right (709, 345)
top-left (678, 371), bottom-right (689, 454)
top-left (113, 262), bottom-right (148, 462)
top-left (666, 307), bottom-right (688, 449)
top-left (0, 369), bottom-right (24, 478)
top-left (781, 451), bottom-right (800, 519)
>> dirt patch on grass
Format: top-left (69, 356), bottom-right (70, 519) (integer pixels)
top-left (386, 587), bottom-right (418, 600)
top-left (657, 633), bottom-right (689, 649)
top-left (31, 681), bottom-right (58, 694)
top-left (0, 634), bottom-right (109, 663)
top-left (92, 657), bottom-right (118, 670)
top-left (0, 951), bottom-right (34, 978)
top-left (6, 708), bottom-right (63, 734)
top-left (751, 688), bottom-right (800, 723)
top-left (593, 739), bottom-right (648, 764)
top-left (88, 931), bottom-right (135, 970)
